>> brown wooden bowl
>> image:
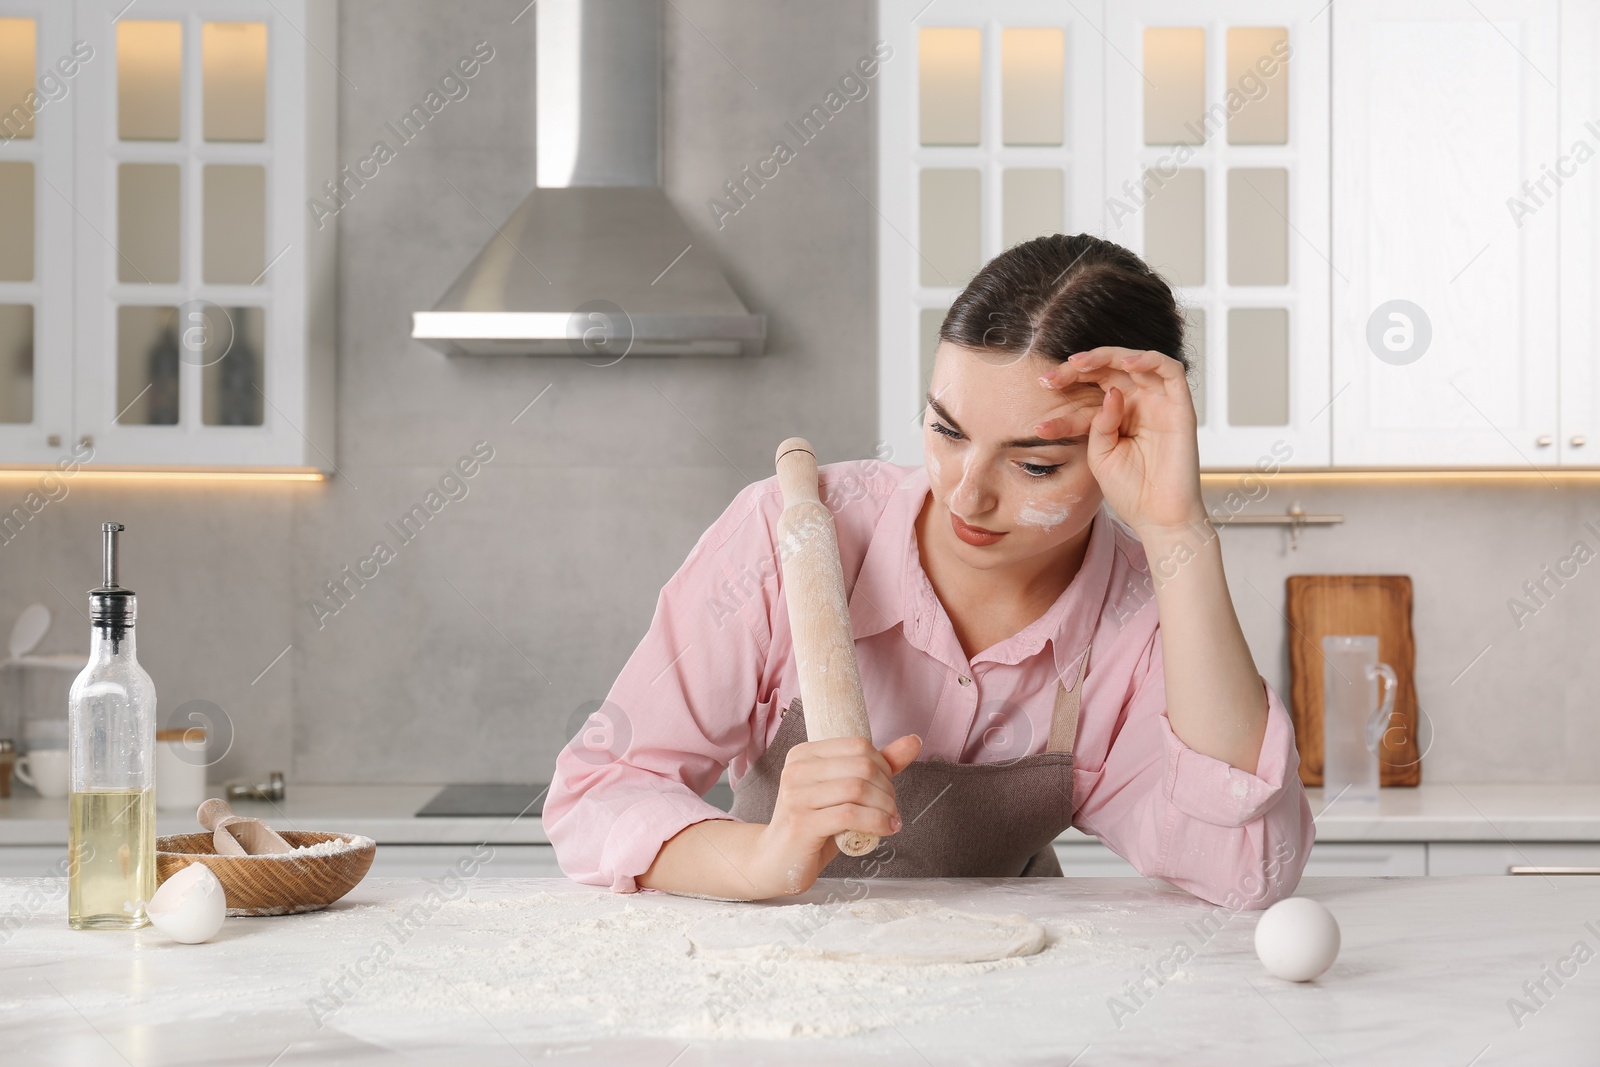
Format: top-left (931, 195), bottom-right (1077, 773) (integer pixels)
top-left (156, 830), bottom-right (377, 916)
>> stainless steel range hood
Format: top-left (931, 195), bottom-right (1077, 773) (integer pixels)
top-left (411, 0), bottom-right (765, 358)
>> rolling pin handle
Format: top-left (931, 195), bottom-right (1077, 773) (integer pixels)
top-left (774, 436), bottom-right (882, 860)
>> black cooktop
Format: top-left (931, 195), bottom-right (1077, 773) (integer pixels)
top-left (415, 781), bottom-right (734, 817)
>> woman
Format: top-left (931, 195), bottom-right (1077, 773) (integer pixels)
top-left (545, 234), bottom-right (1313, 908)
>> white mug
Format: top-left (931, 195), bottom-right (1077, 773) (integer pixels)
top-left (156, 736), bottom-right (209, 811)
top-left (15, 749), bottom-right (69, 798)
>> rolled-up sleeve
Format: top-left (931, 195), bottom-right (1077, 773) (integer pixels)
top-left (544, 482), bottom-right (773, 893)
top-left (1075, 627), bottom-right (1314, 910)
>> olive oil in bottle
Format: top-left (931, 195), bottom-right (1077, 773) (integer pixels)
top-left (67, 523), bottom-right (157, 930)
top-left (67, 789), bottom-right (155, 926)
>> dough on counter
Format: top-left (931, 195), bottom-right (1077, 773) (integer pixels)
top-left (685, 898), bottom-right (1047, 965)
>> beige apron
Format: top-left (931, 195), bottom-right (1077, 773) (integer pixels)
top-left (728, 644), bottom-right (1090, 878)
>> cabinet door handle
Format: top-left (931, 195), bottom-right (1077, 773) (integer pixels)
top-left (1572, 435), bottom-right (1587, 447)
top-left (1535, 435), bottom-right (1553, 447)
top-left (1508, 866), bottom-right (1600, 875)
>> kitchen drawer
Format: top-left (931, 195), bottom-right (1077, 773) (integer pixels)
top-left (1055, 840), bottom-right (1428, 878)
top-left (0, 846), bottom-right (73, 880)
top-left (0, 844), bottom-right (566, 895)
top-left (1055, 841), bottom-right (1143, 876)
top-left (367, 844), bottom-right (565, 879)
top-left (1300, 843), bottom-right (1426, 876)
top-left (0, 844), bottom-right (571, 881)
top-left (1427, 842), bottom-right (1600, 876)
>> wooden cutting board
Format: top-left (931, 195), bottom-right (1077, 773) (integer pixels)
top-left (1285, 575), bottom-right (1421, 787)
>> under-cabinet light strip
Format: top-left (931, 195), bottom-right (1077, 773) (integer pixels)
top-left (0, 468), bottom-right (326, 483)
top-left (1200, 469), bottom-right (1600, 483)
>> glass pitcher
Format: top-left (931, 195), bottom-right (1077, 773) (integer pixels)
top-left (1321, 635), bottom-right (1396, 806)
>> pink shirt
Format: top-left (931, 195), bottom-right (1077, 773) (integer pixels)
top-left (545, 458), bottom-right (1315, 907)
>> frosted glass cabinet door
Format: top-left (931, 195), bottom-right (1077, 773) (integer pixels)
top-left (1103, 1), bottom-right (1330, 470)
top-left (1330, 0), bottom-right (1559, 467)
top-left (66, 0), bottom-right (337, 471)
top-left (0, 10), bottom-right (74, 465)
top-left (876, 0), bottom-right (1106, 467)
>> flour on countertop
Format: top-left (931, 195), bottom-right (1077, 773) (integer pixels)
top-left (344, 890), bottom-right (1109, 1041)
top-left (684, 898), bottom-right (1046, 964)
top-left (0, 879), bottom-right (1172, 1048)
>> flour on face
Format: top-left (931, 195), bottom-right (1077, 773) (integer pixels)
top-left (1016, 494), bottom-right (1082, 533)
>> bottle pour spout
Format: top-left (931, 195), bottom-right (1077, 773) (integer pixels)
top-left (89, 521), bottom-right (135, 627)
top-left (101, 522), bottom-right (124, 590)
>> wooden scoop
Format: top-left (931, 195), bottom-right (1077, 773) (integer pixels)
top-left (774, 437), bottom-right (879, 858)
top-left (197, 797), bottom-right (294, 856)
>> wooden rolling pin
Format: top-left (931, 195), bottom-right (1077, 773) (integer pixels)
top-left (774, 437), bottom-right (879, 858)
top-left (198, 797), bottom-right (294, 856)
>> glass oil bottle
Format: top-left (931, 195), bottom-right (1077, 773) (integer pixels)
top-left (67, 523), bottom-right (156, 929)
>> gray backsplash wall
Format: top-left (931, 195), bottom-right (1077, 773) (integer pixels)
top-left (1, 2), bottom-right (1593, 787)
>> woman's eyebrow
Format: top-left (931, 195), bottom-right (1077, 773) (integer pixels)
top-left (926, 394), bottom-right (1086, 448)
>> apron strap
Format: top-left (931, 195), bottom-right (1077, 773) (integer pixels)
top-left (1044, 644), bottom-right (1090, 755)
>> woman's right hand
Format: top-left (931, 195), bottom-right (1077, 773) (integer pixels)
top-left (751, 732), bottom-right (923, 897)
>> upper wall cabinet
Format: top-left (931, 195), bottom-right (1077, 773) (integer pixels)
top-left (1560, 0), bottom-right (1600, 467)
top-left (1106, 1), bottom-right (1330, 469)
top-left (0, 5), bottom-right (72, 465)
top-left (876, 0), bottom-right (1106, 465)
top-left (1330, 0), bottom-right (1559, 467)
top-left (879, 0), bottom-right (1600, 471)
top-left (0, 1), bottom-right (336, 471)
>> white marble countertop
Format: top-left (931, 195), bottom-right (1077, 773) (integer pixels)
top-left (1, 873), bottom-right (1592, 1065)
top-left (2, 782), bottom-right (1599, 847)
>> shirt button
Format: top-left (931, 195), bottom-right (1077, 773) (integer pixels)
top-left (958, 675), bottom-right (971, 686)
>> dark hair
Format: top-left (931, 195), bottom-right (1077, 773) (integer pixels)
top-left (939, 233), bottom-right (1190, 370)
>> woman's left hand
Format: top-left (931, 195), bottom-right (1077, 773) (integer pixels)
top-left (1034, 346), bottom-right (1206, 536)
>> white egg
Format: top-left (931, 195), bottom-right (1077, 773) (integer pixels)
top-left (1254, 896), bottom-right (1340, 982)
top-left (147, 862), bottom-right (227, 944)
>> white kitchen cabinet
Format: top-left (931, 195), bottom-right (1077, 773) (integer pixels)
top-left (0, 1), bottom-right (336, 472)
top-left (1330, 0), bottom-right (1561, 467)
top-left (0, 5), bottom-right (75, 465)
top-left (287, 840), bottom-right (1435, 881)
top-left (1104, 0), bottom-right (1331, 469)
top-left (1299, 842), bottom-right (1426, 877)
top-left (0, 845), bottom-right (73, 879)
top-left (366, 844), bottom-right (567, 880)
top-left (1558, 0), bottom-right (1600, 466)
top-left (877, 0), bottom-right (1331, 471)
top-left (876, 0), bottom-right (1106, 466)
top-left (0, 843), bottom-right (569, 882)
top-left (8, 840), bottom-right (1595, 882)
top-left (1055, 840), bottom-right (1144, 877)
top-left (1427, 842), bottom-right (1600, 877)
top-left (1059, 837), bottom-right (1425, 878)
top-left (879, 0), bottom-right (1600, 472)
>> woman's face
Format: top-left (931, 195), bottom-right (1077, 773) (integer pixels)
top-left (922, 341), bottom-right (1105, 568)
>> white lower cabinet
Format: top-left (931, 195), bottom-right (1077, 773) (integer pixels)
top-left (378, 841), bottom-right (1431, 879)
top-left (1299, 842), bottom-right (1426, 877)
top-left (0, 846), bottom-right (73, 879)
top-left (0, 843), bottom-right (572, 881)
top-left (5, 841), bottom-right (1599, 881)
top-left (281, 842), bottom-right (1439, 881)
top-left (1055, 841), bottom-right (1145, 877)
top-left (365, 844), bottom-right (566, 880)
top-left (1059, 839), bottom-right (1426, 878)
top-left (1427, 842), bottom-right (1600, 877)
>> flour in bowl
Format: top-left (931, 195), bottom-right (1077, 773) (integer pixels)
top-left (277, 834), bottom-right (371, 858)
